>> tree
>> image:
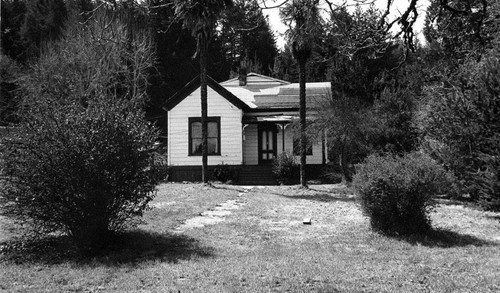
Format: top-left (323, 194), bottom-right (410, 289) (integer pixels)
top-left (316, 4), bottom-right (418, 182)
top-left (281, 0), bottom-right (321, 187)
top-left (20, 0), bottom-right (68, 61)
top-left (219, 0), bottom-right (277, 76)
top-left (1, 0), bottom-right (27, 61)
top-left (424, 0), bottom-right (496, 61)
top-left (0, 52), bottom-right (22, 125)
top-left (173, 0), bottom-right (233, 184)
top-left (421, 48), bottom-right (500, 211)
top-left (272, 45), bottom-right (298, 81)
top-left (0, 6), bottom-right (164, 253)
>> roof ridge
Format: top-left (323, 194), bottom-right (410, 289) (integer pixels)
top-left (220, 72), bottom-right (290, 85)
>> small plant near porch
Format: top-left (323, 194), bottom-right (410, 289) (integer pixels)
top-left (272, 152), bottom-right (298, 185)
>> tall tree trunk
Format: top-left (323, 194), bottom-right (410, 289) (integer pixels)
top-left (339, 134), bottom-right (352, 184)
top-left (200, 35), bottom-right (208, 183)
top-left (299, 59), bottom-right (307, 187)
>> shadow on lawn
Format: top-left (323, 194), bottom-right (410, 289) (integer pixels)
top-left (394, 228), bottom-right (497, 248)
top-left (487, 215), bottom-right (500, 221)
top-left (0, 230), bottom-right (214, 265)
top-left (276, 192), bottom-right (356, 203)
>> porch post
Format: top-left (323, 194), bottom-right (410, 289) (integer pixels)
top-left (276, 123), bottom-right (285, 154)
top-left (242, 124), bottom-right (249, 165)
top-left (322, 130), bottom-right (326, 165)
top-left (282, 123), bottom-right (285, 153)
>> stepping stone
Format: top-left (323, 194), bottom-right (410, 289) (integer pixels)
top-left (201, 210), bottom-right (232, 217)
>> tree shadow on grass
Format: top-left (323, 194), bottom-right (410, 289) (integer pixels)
top-left (392, 228), bottom-right (497, 248)
top-left (487, 215), bottom-right (500, 221)
top-left (0, 230), bottom-right (214, 266)
top-left (276, 192), bottom-right (356, 203)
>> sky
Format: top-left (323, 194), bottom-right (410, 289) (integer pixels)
top-left (261, 0), bottom-right (430, 49)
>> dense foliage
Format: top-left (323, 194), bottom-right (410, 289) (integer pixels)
top-left (1, 99), bottom-right (164, 252)
top-left (353, 153), bottom-right (448, 235)
top-left (272, 152), bottom-right (297, 185)
top-left (421, 49), bottom-right (500, 211)
top-left (212, 163), bottom-right (239, 183)
top-left (0, 7), bottom-right (165, 253)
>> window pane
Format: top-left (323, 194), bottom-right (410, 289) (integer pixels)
top-left (208, 122), bottom-right (218, 137)
top-left (207, 138), bottom-right (218, 154)
top-left (268, 131), bottom-right (273, 151)
top-left (191, 138), bottom-right (202, 155)
top-left (189, 118), bottom-right (220, 155)
top-left (191, 122), bottom-right (202, 138)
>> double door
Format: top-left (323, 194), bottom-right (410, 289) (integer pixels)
top-left (258, 124), bottom-right (277, 164)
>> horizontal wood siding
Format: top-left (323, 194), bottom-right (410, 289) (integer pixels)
top-left (168, 87), bottom-right (243, 166)
top-left (243, 124), bottom-right (258, 165)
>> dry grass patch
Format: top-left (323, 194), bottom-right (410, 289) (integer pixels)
top-left (1, 183), bottom-right (499, 292)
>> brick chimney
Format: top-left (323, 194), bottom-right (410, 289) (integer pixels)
top-left (238, 67), bottom-right (247, 86)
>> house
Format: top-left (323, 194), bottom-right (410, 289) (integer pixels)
top-left (162, 72), bottom-right (331, 184)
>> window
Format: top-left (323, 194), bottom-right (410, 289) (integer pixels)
top-left (293, 136), bottom-right (313, 156)
top-left (189, 117), bottom-right (221, 156)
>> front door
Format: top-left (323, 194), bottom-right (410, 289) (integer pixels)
top-left (258, 124), bottom-right (277, 164)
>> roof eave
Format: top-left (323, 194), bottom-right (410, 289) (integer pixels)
top-left (162, 75), bottom-right (251, 112)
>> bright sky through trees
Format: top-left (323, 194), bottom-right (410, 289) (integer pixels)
top-left (261, 0), bottom-right (430, 49)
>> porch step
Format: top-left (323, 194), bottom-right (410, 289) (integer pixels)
top-left (238, 165), bottom-right (277, 185)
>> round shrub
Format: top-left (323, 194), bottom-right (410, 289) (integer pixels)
top-left (353, 152), bottom-right (448, 235)
top-left (1, 99), bottom-right (164, 253)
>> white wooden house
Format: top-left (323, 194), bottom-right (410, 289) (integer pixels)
top-left (162, 73), bottom-right (331, 184)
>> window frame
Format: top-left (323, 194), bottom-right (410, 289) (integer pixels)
top-left (188, 116), bottom-right (221, 156)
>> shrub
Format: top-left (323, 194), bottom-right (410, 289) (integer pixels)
top-left (1, 99), bottom-right (164, 253)
top-left (320, 164), bottom-right (348, 184)
top-left (212, 163), bottom-right (238, 183)
top-left (0, 9), bottom-right (161, 254)
top-left (272, 152), bottom-right (297, 185)
top-left (353, 152), bottom-right (448, 235)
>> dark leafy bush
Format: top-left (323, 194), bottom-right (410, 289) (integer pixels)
top-left (353, 152), bottom-right (448, 235)
top-left (320, 164), bottom-right (349, 184)
top-left (272, 152), bottom-right (297, 185)
top-left (1, 99), bottom-right (164, 253)
top-left (212, 163), bottom-right (238, 183)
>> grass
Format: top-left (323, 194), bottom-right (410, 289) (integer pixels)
top-left (1, 183), bottom-right (499, 292)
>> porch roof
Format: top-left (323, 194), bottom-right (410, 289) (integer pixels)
top-left (242, 114), bottom-right (298, 124)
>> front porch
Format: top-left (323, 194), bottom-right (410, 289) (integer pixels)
top-left (242, 114), bottom-right (327, 166)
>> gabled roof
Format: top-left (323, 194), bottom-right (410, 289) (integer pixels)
top-left (162, 75), bottom-right (252, 111)
top-left (220, 72), bottom-right (290, 88)
top-left (163, 73), bottom-right (332, 113)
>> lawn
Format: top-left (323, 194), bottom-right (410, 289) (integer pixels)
top-left (1, 183), bottom-right (499, 292)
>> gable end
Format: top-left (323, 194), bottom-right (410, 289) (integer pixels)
top-left (162, 75), bottom-right (251, 111)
